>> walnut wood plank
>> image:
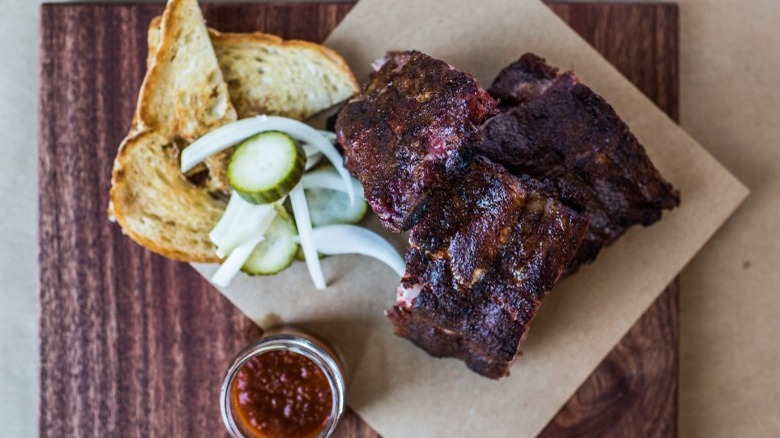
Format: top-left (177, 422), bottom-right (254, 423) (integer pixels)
top-left (38, 3), bottom-right (678, 437)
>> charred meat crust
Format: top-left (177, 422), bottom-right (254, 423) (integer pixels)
top-left (335, 50), bottom-right (497, 232)
top-left (489, 52), bottom-right (559, 107)
top-left (480, 53), bottom-right (680, 271)
top-left (387, 157), bottom-right (589, 378)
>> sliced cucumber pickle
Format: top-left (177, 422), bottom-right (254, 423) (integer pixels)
top-left (241, 210), bottom-right (299, 275)
top-left (228, 131), bottom-right (305, 204)
top-left (306, 187), bottom-right (368, 227)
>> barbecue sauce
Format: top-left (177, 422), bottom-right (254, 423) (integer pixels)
top-left (230, 350), bottom-right (333, 438)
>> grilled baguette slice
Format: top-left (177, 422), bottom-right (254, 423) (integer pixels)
top-left (110, 0), bottom-right (237, 263)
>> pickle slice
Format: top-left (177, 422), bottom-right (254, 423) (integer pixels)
top-left (306, 187), bottom-right (368, 227)
top-left (228, 131), bottom-right (305, 204)
top-left (241, 210), bottom-right (299, 275)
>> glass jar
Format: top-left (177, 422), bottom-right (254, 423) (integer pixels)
top-left (220, 327), bottom-right (346, 438)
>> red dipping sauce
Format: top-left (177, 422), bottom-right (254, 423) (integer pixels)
top-left (231, 351), bottom-right (333, 438)
top-left (221, 329), bottom-right (345, 438)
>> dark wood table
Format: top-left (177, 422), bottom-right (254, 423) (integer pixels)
top-left (39, 2), bottom-right (679, 436)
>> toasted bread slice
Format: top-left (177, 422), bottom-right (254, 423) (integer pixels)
top-left (133, 1), bottom-right (236, 141)
top-left (111, 132), bottom-right (228, 261)
top-left (211, 30), bottom-right (358, 120)
top-left (110, 0), bottom-right (237, 262)
top-left (147, 18), bottom-right (359, 120)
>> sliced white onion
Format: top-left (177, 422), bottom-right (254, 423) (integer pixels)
top-left (211, 236), bottom-right (264, 288)
top-left (316, 130), bottom-right (338, 144)
top-left (303, 144), bottom-right (324, 171)
top-left (301, 170), bottom-right (364, 198)
top-left (307, 225), bottom-right (405, 277)
top-left (180, 115), bottom-right (354, 203)
top-left (216, 203), bottom-right (278, 258)
top-left (210, 191), bottom-right (250, 245)
top-left (181, 117), bottom-right (274, 172)
top-left (290, 184), bottom-right (326, 290)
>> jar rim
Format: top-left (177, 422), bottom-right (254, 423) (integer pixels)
top-left (220, 334), bottom-right (346, 438)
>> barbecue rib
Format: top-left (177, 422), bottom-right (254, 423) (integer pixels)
top-left (480, 53), bottom-right (680, 270)
top-left (335, 51), bottom-right (497, 232)
top-left (387, 157), bottom-right (589, 378)
top-left (335, 50), bottom-right (679, 378)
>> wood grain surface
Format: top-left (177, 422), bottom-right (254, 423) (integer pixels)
top-left (38, 2), bottom-right (678, 437)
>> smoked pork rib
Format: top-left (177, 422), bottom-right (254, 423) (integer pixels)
top-left (479, 53), bottom-right (680, 270)
top-left (387, 157), bottom-right (589, 378)
top-left (335, 51), bottom-right (497, 232)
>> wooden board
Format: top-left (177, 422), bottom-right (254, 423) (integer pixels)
top-left (38, 3), bottom-right (678, 436)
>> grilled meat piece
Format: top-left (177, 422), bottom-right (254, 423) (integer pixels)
top-left (335, 51), bottom-right (497, 232)
top-left (387, 157), bottom-right (589, 378)
top-left (479, 53), bottom-right (680, 270)
top-left (489, 52), bottom-right (558, 107)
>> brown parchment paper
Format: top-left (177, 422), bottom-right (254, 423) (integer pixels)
top-left (193, 0), bottom-right (749, 436)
